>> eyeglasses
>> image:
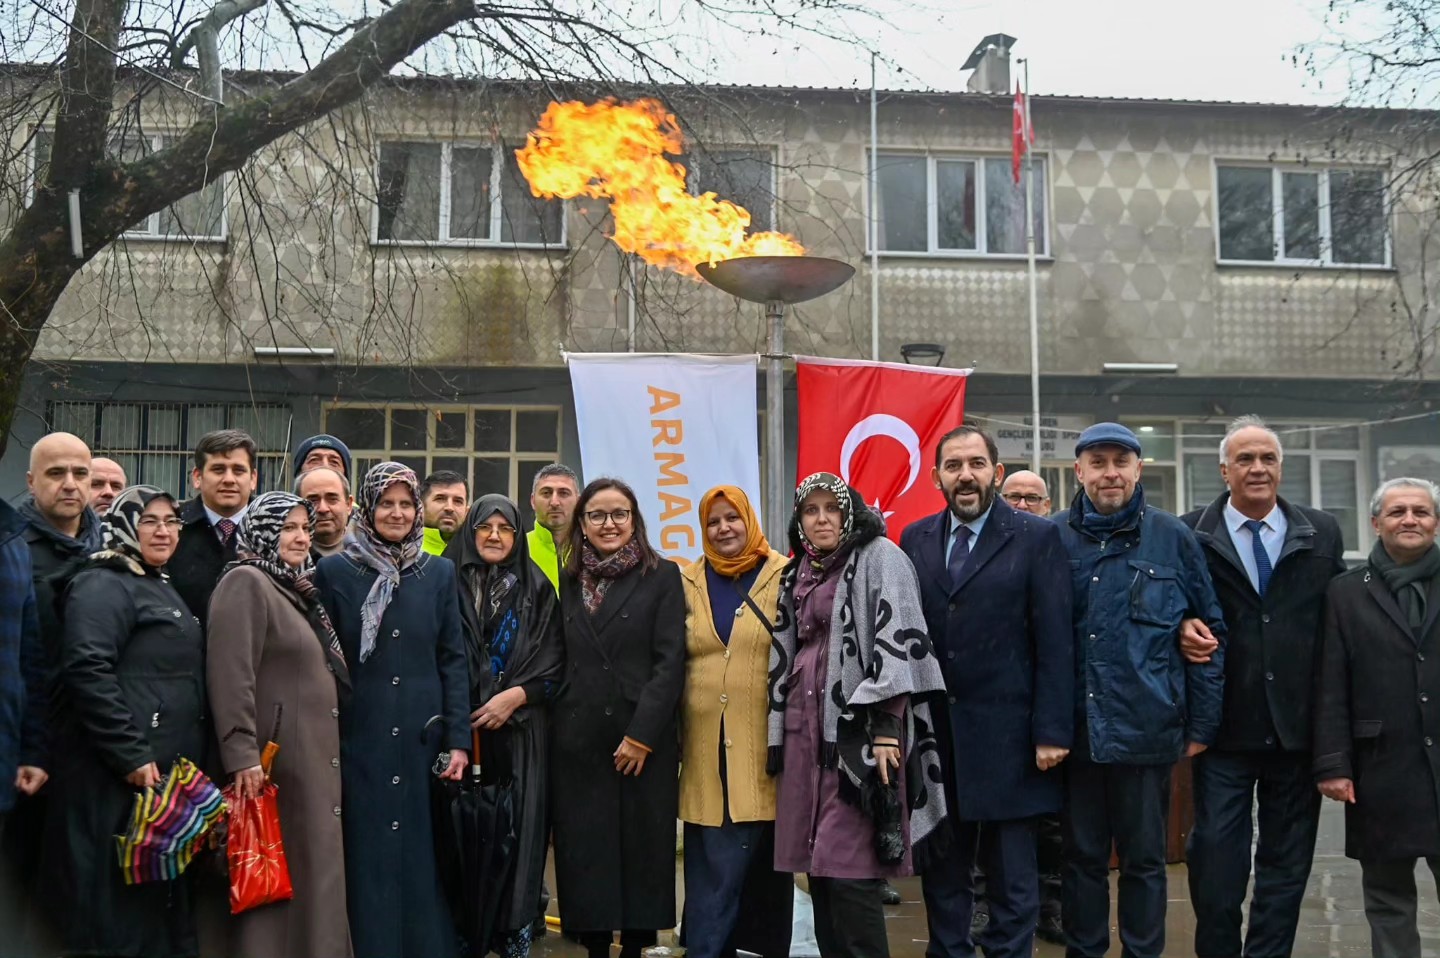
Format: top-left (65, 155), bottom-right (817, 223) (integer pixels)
top-left (136, 517), bottom-right (183, 531)
top-left (479, 524), bottom-right (517, 539)
top-left (584, 509), bottom-right (632, 527)
top-left (1002, 493), bottom-right (1047, 506)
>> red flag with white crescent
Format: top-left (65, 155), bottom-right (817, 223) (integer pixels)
top-left (795, 357), bottom-right (970, 542)
top-left (1012, 82), bottom-right (1033, 184)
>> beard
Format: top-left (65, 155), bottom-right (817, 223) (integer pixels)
top-left (948, 480), bottom-right (996, 522)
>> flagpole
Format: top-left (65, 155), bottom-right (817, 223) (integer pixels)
top-left (1022, 59), bottom-right (1042, 474)
top-left (870, 49), bottom-right (880, 362)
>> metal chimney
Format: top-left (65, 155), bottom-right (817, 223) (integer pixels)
top-left (962, 33), bottom-right (1017, 94)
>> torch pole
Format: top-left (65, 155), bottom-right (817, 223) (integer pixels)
top-left (765, 299), bottom-right (786, 540)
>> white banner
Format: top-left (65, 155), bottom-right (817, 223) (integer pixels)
top-left (568, 352), bottom-right (762, 563)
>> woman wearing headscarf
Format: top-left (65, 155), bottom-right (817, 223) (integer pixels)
top-left (206, 492), bottom-right (353, 958)
top-left (768, 473), bottom-right (950, 958)
top-left (315, 462), bottom-right (470, 958)
top-left (679, 486), bottom-right (792, 958)
top-left (40, 486), bottom-right (207, 958)
top-left (442, 494), bottom-right (563, 958)
top-left (550, 478), bottom-right (686, 958)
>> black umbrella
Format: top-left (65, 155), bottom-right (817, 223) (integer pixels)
top-left (425, 716), bottom-right (518, 952)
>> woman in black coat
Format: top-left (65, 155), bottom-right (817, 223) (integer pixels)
top-left (550, 478), bottom-right (686, 958)
top-left (443, 494), bottom-right (563, 958)
top-left (41, 486), bottom-right (207, 958)
top-left (315, 462), bottom-right (471, 958)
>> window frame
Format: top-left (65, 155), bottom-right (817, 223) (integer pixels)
top-left (29, 128), bottom-right (229, 243)
top-left (867, 149), bottom-right (1051, 260)
top-left (369, 139), bottom-right (567, 250)
top-left (682, 145), bottom-right (780, 235)
top-left (1212, 161), bottom-right (1393, 270)
top-left (321, 402), bottom-right (564, 517)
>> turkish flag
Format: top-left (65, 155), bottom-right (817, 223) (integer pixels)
top-left (795, 356), bottom-right (970, 542)
top-left (1012, 82), bottom-right (1033, 184)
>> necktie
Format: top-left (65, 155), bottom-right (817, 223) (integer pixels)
top-left (1242, 518), bottom-right (1272, 596)
top-left (217, 518), bottom-right (236, 547)
top-left (948, 525), bottom-right (971, 587)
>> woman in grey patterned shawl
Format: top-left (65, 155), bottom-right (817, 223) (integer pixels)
top-left (768, 472), bottom-right (948, 958)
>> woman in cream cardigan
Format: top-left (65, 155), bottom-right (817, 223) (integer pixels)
top-left (679, 485), bottom-right (793, 958)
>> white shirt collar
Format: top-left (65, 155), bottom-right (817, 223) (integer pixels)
top-left (203, 502), bottom-right (248, 528)
top-left (1223, 498), bottom-right (1282, 535)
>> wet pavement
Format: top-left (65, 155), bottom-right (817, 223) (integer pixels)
top-left (534, 802), bottom-right (1440, 956)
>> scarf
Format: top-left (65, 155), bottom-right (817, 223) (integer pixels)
top-left (767, 518), bottom-right (950, 869)
top-left (443, 495), bottom-right (564, 709)
top-left (700, 485), bottom-right (772, 578)
top-left (1370, 539), bottom-right (1440, 634)
top-left (90, 485), bottom-right (174, 578)
top-left (228, 491), bottom-right (348, 685)
top-left (579, 538), bottom-right (645, 615)
top-left (342, 462), bottom-right (424, 663)
top-left (793, 472), bottom-right (855, 558)
top-left (18, 493), bottom-right (103, 556)
top-left (1079, 482), bottom-right (1146, 538)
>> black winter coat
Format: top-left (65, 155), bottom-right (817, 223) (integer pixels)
top-left (169, 497), bottom-right (237, 631)
top-left (900, 503), bottom-right (1074, 822)
top-left (551, 560), bottom-right (686, 933)
top-left (41, 561), bottom-right (208, 958)
top-left (1314, 564), bottom-right (1440, 860)
top-left (1182, 495), bottom-right (1346, 752)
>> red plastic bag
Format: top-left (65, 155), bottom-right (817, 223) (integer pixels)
top-left (222, 782), bottom-right (294, 914)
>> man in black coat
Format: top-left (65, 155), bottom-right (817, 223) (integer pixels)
top-left (169, 429), bottom-right (257, 628)
top-left (901, 426), bottom-right (1074, 958)
top-left (1315, 476), bottom-right (1440, 958)
top-left (1180, 416), bottom-right (1346, 958)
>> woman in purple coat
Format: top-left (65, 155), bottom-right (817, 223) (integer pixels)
top-left (767, 472), bottom-right (949, 958)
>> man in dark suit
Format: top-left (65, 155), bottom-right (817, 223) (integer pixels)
top-left (1182, 416), bottom-right (1345, 958)
top-left (901, 425), bottom-right (1074, 958)
top-left (170, 429), bottom-right (257, 628)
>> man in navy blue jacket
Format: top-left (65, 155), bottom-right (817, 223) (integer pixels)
top-left (901, 425), bottom-right (1074, 958)
top-left (1054, 422), bottom-right (1226, 958)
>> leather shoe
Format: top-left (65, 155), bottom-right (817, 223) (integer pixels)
top-left (1035, 910), bottom-right (1063, 944)
top-left (879, 879), bottom-right (902, 905)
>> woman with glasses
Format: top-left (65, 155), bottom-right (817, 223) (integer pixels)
top-left (442, 494), bottom-right (562, 958)
top-left (206, 492), bottom-right (353, 958)
top-left (678, 486), bottom-right (793, 958)
top-left (550, 478), bottom-right (686, 958)
top-left (315, 462), bottom-right (470, 958)
top-left (41, 486), bottom-right (207, 958)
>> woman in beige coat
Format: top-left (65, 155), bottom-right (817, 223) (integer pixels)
top-left (679, 485), bottom-right (792, 958)
top-left (207, 492), bottom-right (353, 958)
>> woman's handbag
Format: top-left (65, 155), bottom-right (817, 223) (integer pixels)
top-left (115, 756), bottom-right (227, 884)
top-left (222, 738), bottom-right (294, 913)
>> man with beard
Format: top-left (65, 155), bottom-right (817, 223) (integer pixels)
top-left (1055, 422), bottom-right (1226, 958)
top-left (900, 425), bottom-right (1074, 958)
top-left (296, 466), bottom-right (354, 558)
top-left (86, 457), bottom-right (127, 516)
top-left (419, 470), bottom-right (468, 556)
top-left (528, 463), bottom-right (580, 592)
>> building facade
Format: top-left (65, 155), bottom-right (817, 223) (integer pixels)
top-left (3, 75), bottom-right (1438, 550)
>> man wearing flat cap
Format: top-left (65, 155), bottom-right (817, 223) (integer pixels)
top-left (1053, 422), bottom-right (1227, 958)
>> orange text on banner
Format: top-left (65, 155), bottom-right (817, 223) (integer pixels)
top-left (649, 386), bottom-right (695, 551)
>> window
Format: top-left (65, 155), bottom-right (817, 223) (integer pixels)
top-left (31, 130), bottom-right (227, 240)
top-left (1180, 421), bottom-right (1367, 556)
top-left (47, 401), bottom-right (289, 497)
top-left (323, 404), bottom-right (563, 525)
top-left (374, 141), bottom-right (564, 246)
top-left (683, 148), bottom-right (776, 233)
top-left (872, 153), bottom-right (1047, 256)
top-left (1216, 164), bottom-right (1388, 267)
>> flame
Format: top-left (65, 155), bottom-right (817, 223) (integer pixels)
top-left (515, 99), bottom-right (805, 276)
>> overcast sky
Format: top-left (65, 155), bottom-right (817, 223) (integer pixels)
top-left (695, 0), bottom-right (1385, 106)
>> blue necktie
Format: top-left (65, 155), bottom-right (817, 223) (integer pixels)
top-left (1243, 518), bottom-right (1272, 596)
top-left (948, 525), bottom-right (971, 587)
